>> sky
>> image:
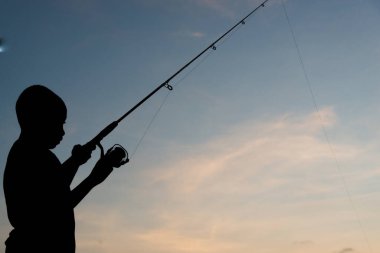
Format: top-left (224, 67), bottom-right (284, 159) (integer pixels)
top-left (1, 0), bottom-right (380, 252)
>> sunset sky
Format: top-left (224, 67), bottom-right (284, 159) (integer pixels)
top-left (1, 0), bottom-right (380, 253)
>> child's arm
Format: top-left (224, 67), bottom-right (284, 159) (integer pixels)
top-left (70, 155), bottom-right (114, 208)
top-left (61, 144), bottom-right (94, 185)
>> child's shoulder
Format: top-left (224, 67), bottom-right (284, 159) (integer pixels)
top-left (7, 138), bottom-right (59, 168)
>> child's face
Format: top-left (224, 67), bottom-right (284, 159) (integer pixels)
top-left (38, 114), bottom-right (66, 149)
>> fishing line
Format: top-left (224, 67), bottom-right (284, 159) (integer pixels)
top-left (130, 3), bottom-right (267, 158)
top-left (130, 51), bottom-right (214, 158)
top-left (172, 49), bottom-right (214, 88)
top-left (81, 0), bottom-right (270, 158)
top-left (281, 1), bottom-right (372, 252)
top-left (131, 33), bottom-right (235, 158)
top-left (130, 91), bottom-right (170, 158)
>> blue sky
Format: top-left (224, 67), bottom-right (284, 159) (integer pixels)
top-left (1, 0), bottom-right (380, 253)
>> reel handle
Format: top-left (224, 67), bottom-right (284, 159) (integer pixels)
top-left (97, 143), bottom-right (105, 158)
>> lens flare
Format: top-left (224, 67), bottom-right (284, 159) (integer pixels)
top-left (0, 38), bottom-right (5, 53)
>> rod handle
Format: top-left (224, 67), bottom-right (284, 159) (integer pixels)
top-left (85, 121), bottom-right (119, 149)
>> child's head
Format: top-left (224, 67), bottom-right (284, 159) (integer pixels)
top-left (16, 85), bottom-right (67, 148)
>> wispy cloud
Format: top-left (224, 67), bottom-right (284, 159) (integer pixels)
top-left (293, 240), bottom-right (314, 245)
top-left (194, 0), bottom-right (237, 18)
top-left (190, 31), bottom-right (206, 38)
top-left (175, 31), bottom-right (206, 39)
top-left (193, 0), bottom-right (285, 19)
top-left (148, 107), bottom-right (357, 195)
top-left (337, 248), bottom-right (355, 253)
top-left (75, 108), bottom-right (377, 253)
top-left (129, 108), bottom-right (366, 252)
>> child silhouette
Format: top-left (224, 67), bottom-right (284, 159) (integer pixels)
top-left (3, 85), bottom-right (118, 253)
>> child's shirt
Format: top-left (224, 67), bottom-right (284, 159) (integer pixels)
top-left (3, 137), bottom-right (75, 253)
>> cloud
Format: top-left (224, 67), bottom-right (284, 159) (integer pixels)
top-left (291, 240), bottom-right (315, 253)
top-left (337, 248), bottom-right (355, 253)
top-left (293, 240), bottom-right (314, 245)
top-left (190, 31), bottom-right (206, 38)
top-left (176, 31), bottom-right (206, 39)
top-left (194, 0), bottom-right (236, 18)
top-left (193, 0), bottom-right (275, 19)
top-left (73, 107), bottom-right (377, 253)
top-left (147, 107), bottom-right (358, 195)
top-left (126, 107), bottom-right (364, 252)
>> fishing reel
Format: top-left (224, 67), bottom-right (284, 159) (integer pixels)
top-left (98, 143), bottom-right (129, 168)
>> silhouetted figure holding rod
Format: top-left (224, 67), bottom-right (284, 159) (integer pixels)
top-left (3, 85), bottom-right (127, 253)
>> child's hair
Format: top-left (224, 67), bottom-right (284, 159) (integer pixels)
top-left (16, 85), bottom-right (67, 131)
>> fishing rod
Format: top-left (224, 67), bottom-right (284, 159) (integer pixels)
top-left (80, 0), bottom-right (270, 165)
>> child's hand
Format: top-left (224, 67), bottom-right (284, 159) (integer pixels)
top-left (88, 157), bottom-right (114, 186)
top-left (87, 145), bottom-right (128, 186)
top-left (71, 144), bottom-right (94, 165)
